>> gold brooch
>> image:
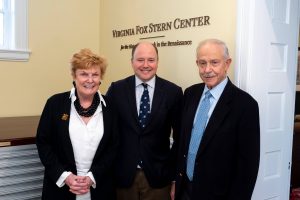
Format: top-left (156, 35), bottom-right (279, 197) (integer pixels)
top-left (61, 114), bottom-right (69, 120)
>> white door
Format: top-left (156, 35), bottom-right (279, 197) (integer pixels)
top-left (236, 0), bottom-right (299, 199)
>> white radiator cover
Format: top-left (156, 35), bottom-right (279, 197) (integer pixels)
top-left (0, 144), bottom-right (43, 200)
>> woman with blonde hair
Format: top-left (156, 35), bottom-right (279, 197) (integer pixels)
top-left (36, 49), bottom-right (118, 200)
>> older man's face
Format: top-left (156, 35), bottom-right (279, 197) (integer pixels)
top-left (196, 43), bottom-right (231, 89)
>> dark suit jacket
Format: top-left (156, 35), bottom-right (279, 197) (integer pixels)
top-left (175, 79), bottom-right (260, 200)
top-left (36, 92), bottom-right (118, 200)
top-left (106, 75), bottom-right (183, 188)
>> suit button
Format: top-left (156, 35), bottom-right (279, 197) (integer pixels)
top-left (179, 173), bottom-right (183, 177)
top-left (183, 155), bottom-right (186, 158)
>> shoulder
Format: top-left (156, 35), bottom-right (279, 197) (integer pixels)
top-left (107, 76), bottom-right (134, 94)
top-left (106, 76), bottom-right (134, 97)
top-left (156, 76), bottom-right (182, 91)
top-left (40, 91), bottom-right (70, 114)
top-left (184, 83), bottom-right (203, 95)
top-left (226, 82), bottom-right (258, 107)
top-left (44, 91), bottom-right (70, 109)
top-left (229, 82), bottom-right (257, 100)
top-left (110, 75), bottom-right (134, 87)
top-left (47, 91), bottom-right (70, 103)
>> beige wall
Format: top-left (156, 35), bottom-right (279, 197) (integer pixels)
top-left (0, 0), bottom-right (101, 117)
top-left (100, 0), bottom-right (236, 93)
top-left (1, 0), bottom-right (236, 117)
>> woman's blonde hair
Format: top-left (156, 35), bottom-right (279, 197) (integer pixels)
top-left (70, 48), bottom-right (107, 79)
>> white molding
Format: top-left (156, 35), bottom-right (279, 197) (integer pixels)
top-left (235, 0), bottom-right (255, 92)
top-left (0, 49), bottom-right (31, 61)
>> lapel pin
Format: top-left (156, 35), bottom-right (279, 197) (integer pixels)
top-left (61, 113), bottom-right (69, 121)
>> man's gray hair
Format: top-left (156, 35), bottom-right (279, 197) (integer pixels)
top-left (196, 39), bottom-right (230, 59)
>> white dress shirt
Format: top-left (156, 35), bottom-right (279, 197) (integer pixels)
top-left (193, 77), bottom-right (228, 126)
top-left (56, 88), bottom-right (106, 200)
top-left (135, 75), bottom-right (155, 113)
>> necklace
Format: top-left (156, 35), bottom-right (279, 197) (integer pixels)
top-left (74, 90), bottom-right (100, 117)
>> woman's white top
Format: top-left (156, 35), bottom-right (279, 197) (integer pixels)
top-left (57, 88), bottom-right (105, 200)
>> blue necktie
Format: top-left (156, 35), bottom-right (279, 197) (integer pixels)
top-left (186, 91), bottom-right (212, 180)
top-left (138, 83), bottom-right (150, 128)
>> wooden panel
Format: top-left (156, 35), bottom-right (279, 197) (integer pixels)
top-left (291, 125), bottom-right (300, 188)
top-left (0, 116), bottom-right (40, 140)
top-left (296, 92), bottom-right (300, 114)
top-left (0, 137), bottom-right (36, 147)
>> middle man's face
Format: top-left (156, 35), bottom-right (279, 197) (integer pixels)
top-left (131, 43), bottom-right (158, 82)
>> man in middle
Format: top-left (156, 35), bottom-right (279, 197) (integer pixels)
top-left (107, 41), bottom-right (183, 200)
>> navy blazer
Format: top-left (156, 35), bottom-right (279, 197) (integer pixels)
top-left (107, 75), bottom-right (183, 188)
top-left (36, 91), bottom-right (118, 200)
top-left (175, 80), bottom-right (260, 200)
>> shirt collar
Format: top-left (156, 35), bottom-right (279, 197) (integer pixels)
top-left (204, 77), bottom-right (228, 100)
top-left (135, 75), bottom-right (156, 89)
top-left (69, 87), bottom-right (106, 107)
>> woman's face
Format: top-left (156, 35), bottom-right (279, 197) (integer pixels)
top-left (73, 65), bottom-right (101, 100)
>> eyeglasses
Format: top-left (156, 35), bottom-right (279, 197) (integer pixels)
top-left (196, 59), bottom-right (223, 68)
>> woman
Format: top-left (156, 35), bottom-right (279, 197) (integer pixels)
top-left (36, 49), bottom-right (118, 200)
